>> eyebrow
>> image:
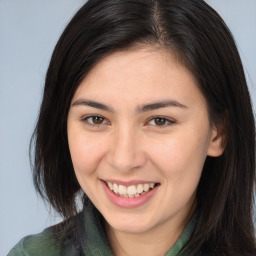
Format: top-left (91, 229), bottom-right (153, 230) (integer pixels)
top-left (72, 99), bottom-right (115, 112)
top-left (72, 99), bottom-right (187, 113)
top-left (137, 100), bottom-right (187, 112)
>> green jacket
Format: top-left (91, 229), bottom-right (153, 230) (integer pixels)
top-left (8, 201), bottom-right (197, 256)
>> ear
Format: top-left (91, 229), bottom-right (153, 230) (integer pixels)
top-left (207, 124), bottom-right (226, 157)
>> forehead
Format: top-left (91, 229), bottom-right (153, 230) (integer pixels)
top-left (72, 47), bottom-right (204, 107)
top-left (84, 47), bottom-right (182, 82)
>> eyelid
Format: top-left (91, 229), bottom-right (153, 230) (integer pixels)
top-left (80, 114), bottom-right (175, 128)
top-left (81, 114), bottom-right (109, 127)
top-left (146, 116), bottom-right (175, 128)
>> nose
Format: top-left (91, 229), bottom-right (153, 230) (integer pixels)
top-left (107, 125), bottom-right (146, 172)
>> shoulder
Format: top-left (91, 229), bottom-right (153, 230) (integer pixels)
top-left (7, 224), bottom-right (62, 256)
top-left (7, 214), bottom-right (84, 256)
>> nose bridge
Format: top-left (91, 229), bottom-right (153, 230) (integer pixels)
top-left (108, 123), bottom-right (145, 172)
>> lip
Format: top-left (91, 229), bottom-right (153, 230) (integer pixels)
top-left (101, 180), bottom-right (159, 208)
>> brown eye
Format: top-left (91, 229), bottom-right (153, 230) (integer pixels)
top-left (92, 116), bottom-right (104, 124)
top-left (82, 115), bottom-right (108, 126)
top-left (154, 118), bottom-right (167, 126)
top-left (147, 117), bottom-right (175, 128)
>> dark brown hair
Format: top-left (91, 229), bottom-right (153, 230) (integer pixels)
top-left (31, 0), bottom-right (256, 255)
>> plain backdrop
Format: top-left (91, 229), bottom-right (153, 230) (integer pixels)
top-left (0, 1), bottom-right (255, 255)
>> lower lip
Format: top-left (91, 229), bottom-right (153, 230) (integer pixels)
top-left (101, 181), bottom-right (159, 208)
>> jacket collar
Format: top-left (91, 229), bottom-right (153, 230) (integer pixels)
top-left (81, 200), bottom-right (197, 256)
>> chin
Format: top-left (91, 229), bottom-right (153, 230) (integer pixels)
top-left (105, 213), bottom-right (155, 234)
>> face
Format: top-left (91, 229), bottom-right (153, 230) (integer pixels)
top-left (67, 47), bottom-right (223, 236)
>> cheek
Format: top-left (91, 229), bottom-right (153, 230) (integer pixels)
top-left (147, 131), bottom-right (210, 180)
top-left (68, 128), bottom-right (106, 176)
top-left (146, 133), bottom-right (209, 211)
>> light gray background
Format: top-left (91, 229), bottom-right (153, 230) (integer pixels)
top-left (0, 1), bottom-right (255, 255)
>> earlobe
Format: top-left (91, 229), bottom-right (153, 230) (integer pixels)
top-left (207, 125), bottom-right (226, 157)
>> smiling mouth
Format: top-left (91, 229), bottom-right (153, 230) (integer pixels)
top-left (104, 181), bottom-right (160, 198)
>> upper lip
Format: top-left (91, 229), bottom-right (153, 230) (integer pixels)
top-left (101, 179), bottom-right (159, 186)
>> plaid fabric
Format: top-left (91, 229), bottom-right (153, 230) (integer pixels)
top-left (8, 201), bottom-right (197, 256)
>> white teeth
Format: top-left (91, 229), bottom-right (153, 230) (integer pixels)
top-left (106, 181), bottom-right (157, 197)
top-left (137, 184), bottom-right (143, 194)
top-left (144, 184), bottom-right (149, 192)
top-left (107, 182), bottom-right (113, 190)
top-left (113, 183), bottom-right (119, 193)
top-left (119, 185), bottom-right (126, 195)
top-left (127, 185), bottom-right (136, 196)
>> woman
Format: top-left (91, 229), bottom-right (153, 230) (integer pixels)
top-left (8, 0), bottom-right (256, 255)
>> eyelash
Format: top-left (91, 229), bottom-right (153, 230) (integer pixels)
top-left (81, 115), bottom-right (109, 127)
top-left (81, 115), bottom-right (175, 128)
top-left (147, 116), bottom-right (175, 128)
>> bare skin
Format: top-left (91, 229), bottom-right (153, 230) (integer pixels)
top-left (67, 47), bottom-right (224, 256)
